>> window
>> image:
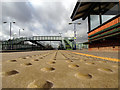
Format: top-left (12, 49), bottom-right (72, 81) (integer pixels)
top-left (89, 3), bottom-right (119, 31)
top-left (90, 15), bottom-right (100, 30)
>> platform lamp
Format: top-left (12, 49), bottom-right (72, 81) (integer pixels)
top-left (59, 33), bottom-right (62, 39)
top-left (68, 22), bottom-right (81, 50)
top-left (59, 32), bottom-right (62, 36)
top-left (59, 32), bottom-right (63, 49)
top-left (19, 28), bottom-right (24, 38)
top-left (3, 21), bottom-right (16, 50)
top-left (3, 21), bottom-right (15, 40)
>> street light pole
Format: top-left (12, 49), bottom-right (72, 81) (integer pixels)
top-left (74, 24), bottom-right (76, 50)
top-left (3, 21), bottom-right (15, 40)
top-left (59, 32), bottom-right (62, 40)
top-left (19, 29), bottom-right (20, 38)
top-left (69, 22), bottom-right (81, 50)
top-left (19, 28), bottom-right (24, 38)
top-left (59, 33), bottom-right (62, 37)
top-left (59, 33), bottom-right (62, 50)
top-left (3, 21), bottom-right (15, 50)
top-left (10, 22), bottom-right (12, 40)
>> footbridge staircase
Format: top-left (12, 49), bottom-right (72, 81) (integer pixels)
top-left (1, 36), bottom-right (74, 50)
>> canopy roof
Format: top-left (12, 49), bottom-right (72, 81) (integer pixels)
top-left (71, 1), bottom-right (119, 21)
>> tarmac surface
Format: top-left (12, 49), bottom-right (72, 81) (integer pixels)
top-left (1, 50), bottom-right (119, 88)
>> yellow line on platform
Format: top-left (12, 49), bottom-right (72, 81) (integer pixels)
top-left (66, 51), bottom-right (120, 62)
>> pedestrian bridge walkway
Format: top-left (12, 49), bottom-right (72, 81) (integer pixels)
top-left (21, 36), bottom-right (63, 41)
top-left (2, 36), bottom-right (74, 50)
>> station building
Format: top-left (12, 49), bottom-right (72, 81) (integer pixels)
top-left (71, 0), bottom-right (120, 51)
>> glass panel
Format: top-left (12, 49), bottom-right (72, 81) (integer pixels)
top-left (102, 15), bottom-right (116, 24)
top-left (89, 3), bottom-right (119, 31)
top-left (90, 15), bottom-right (100, 30)
top-left (102, 3), bottom-right (119, 23)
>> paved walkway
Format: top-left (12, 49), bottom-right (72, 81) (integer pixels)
top-left (1, 50), bottom-right (118, 88)
top-left (72, 49), bottom-right (119, 59)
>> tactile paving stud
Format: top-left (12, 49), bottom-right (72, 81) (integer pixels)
top-left (4, 70), bottom-right (19, 76)
top-left (41, 67), bottom-right (55, 72)
top-left (85, 62), bottom-right (95, 65)
top-left (27, 80), bottom-right (38, 88)
top-left (68, 64), bottom-right (79, 68)
top-left (75, 72), bottom-right (92, 79)
top-left (8, 60), bottom-right (17, 62)
top-left (66, 60), bottom-right (73, 63)
top-left (98, 68), bottom-right (113, 73)
top-left (47, 61), bottom-right (56, 65)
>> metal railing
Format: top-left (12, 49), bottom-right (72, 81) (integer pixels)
top-left (1, 36), bottom-right (74, 50)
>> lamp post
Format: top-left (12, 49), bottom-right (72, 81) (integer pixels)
top-left (59, 33), bottom-right (62, 37)
top-left (19, 28), bottom-right (24, 38)
top-left (69, 22), bottom-right (81, 50)
top-left (3, 21), bottom-right (15, 50)
top-left (59, 33), bottom-right (63, 50)
top-left (3, 21), bottom-right (15, 40)
top-left (59, 32), bottom-right (62, 40)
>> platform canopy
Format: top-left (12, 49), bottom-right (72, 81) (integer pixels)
top-left (71, 0), bottom-right (119, 21)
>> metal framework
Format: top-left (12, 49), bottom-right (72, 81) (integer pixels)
top-left (1, 36), bottom-right (74, 50)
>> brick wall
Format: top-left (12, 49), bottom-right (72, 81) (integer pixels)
top-left (89, 46), bottom-right (120, 51)
top-left (89, 37), bottom-right (120, 51)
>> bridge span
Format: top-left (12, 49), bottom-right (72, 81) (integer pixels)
top-left (1, 36), bottom-right (74, 50)
top-left (21, 36), bottom-right (62, 41)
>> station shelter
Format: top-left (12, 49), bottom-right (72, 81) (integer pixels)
top-left (71, 0), bottom-right (120, 51)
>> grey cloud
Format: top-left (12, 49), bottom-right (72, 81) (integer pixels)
top-left (1, 1), bottom-right (88, 44)
top-left (2, 2), bottom-right (33, 23)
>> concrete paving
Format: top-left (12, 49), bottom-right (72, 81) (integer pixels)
top-left (1, 50), bottom-right (119, 88)
top-left (73, 49), bottom-right (119, 59)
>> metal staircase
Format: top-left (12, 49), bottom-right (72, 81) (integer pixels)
top-left (2, 36), bottom-right (74, 50)
top-left (63, 37), bottom-right (74, 50)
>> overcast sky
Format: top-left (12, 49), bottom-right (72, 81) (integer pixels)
top-left (1, 0), bottom-right (88, 46)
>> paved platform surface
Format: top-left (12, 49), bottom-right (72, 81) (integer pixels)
top-left (72, 50), bottom-right (119, 59)
top-left (1, 50), bottom-right (119, 88)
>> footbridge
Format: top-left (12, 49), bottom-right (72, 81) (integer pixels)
top-left (2, 36), bottom-right (74, 50)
